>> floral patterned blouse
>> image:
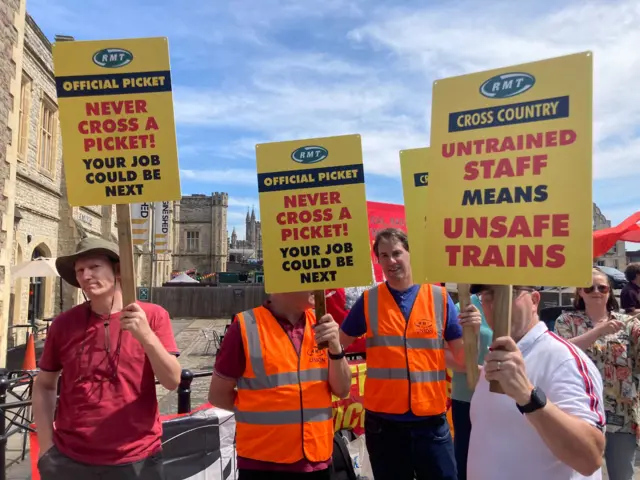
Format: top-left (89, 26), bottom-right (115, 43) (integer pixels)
top-left (555, 311), bottom-right (640, 444)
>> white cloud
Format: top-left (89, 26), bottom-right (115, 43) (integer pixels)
top-left (348, 0), bottom-right (640, 179)
top-left (173, 71), bottom-right (426, 178)
top-left (171, 0), bottom-right (640, 184)
top-left (28, 0), bottom-right (640, 219)
top-left (228, 196), bottom-right (259, 208)
top-left (594, 137), bottom-right (640, 180)
top-left (180, 169), bottom-right (257, 186)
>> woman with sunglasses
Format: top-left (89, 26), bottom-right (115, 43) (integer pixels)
top-left (554, 267), bottom-right (640, 480)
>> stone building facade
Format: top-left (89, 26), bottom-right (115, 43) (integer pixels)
top-left (593, 202), bottom-right (627, 270)
top-left (0, 0), bottom-right (27, 364)
top-left (173, 193), bottom-right (228, 275)
top-left (8, 19), bottom-right (129, 347)
top-left (0, 13), bottom-right (156, 355)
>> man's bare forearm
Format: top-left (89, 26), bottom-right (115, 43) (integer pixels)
top-left (32, 386), bottom-right (57, 452)
top-left (208, 373), bottom-right (238, 411)
top-left (140, 333), bottom-right (181, 390)
top-left (445, 349), bottom-right (464, 372)
top-left (328, 355), bottom-right (352, 399)
top-left (526, 402), bottom-right (604, 476)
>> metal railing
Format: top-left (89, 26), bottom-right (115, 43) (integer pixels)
top-left (0, 352), bottom-right (365, 480)
top-left (0, 368), bottom-right (208, 480)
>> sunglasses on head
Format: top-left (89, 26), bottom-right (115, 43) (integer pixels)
top-left (583, 284), bottom-right (610, 294)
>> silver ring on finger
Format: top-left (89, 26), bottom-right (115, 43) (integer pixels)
top-left (497, 361), bottom-right (502, 371)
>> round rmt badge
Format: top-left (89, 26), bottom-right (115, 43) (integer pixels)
top-left (291, 145), bottom-right (328, 164)
top-left (92, 48), bottom-right (133, 68)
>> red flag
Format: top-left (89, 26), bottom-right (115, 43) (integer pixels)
top-left (366, 201), bottom-right (406, 282)
top-left (593, 211), bottom-right (640, 258)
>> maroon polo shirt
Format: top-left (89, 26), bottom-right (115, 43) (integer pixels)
top-left (39, 301), bottom-right (179, 465)
top-left (214, 304), bottom-right (331, 473)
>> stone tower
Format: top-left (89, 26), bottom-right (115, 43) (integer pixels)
top-left (230, 227), bottom-right (237, 249)
top-left (244, 206), bottom-right (262, 254)
top-left (212, 192), bottom-right (228, 272)
top-left (245, 208), bottom-right (253, 245)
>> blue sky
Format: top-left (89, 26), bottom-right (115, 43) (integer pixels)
top-left (29, 0), bottom-right (640, 248)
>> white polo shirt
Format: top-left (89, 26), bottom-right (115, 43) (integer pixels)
top-left (468, 321), bottom-right (605, 480)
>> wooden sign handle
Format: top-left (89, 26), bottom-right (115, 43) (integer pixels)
top-left (116, 204), bottom-right (137, 306)
top-left (489, 285), bottom-right (512, 394)
top-left (314, 290), bottom-right (329, 350)
top-left (457, 284), bottom-right (479, 390)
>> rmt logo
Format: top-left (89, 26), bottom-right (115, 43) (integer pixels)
top-left (307, 346), bottom-right (326, 363)
top-left (414, 319), bottom-right (434, 335)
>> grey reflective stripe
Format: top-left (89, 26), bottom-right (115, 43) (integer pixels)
top-left (235, 407), bottom-right (332, 425)
top-left (431, 285), bottom-right (444, 337)
top-left (367, 368), bottom-right (446, 383)
top-left (409, 370), bottom-right (447, 383)
top-left (238, 309), bottom-right (328, 390)
top-left (366, 284), bottom-right (446, 346)
top-left (242, 309), bottom-right (267, 382)
top-left (366, 285), bottom-right (448, 387)
top-left (366, 367), bottom-right (408, 380)
top-left (367, 286), bottom-right (380, 335)
top-left (238, 369), bottom-right (328, 390)
top-left (366, 336), bottom-right (443, 349)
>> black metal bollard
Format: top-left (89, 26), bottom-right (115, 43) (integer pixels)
top-left (0, 368), bottom-right (9, 480)
top-left (177, 369), bottom-right (194, 414)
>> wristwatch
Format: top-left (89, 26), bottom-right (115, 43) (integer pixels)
top-left (328, 345), bottom-right (345, 360)
top-left (516, 386), bottom-right (547, 414)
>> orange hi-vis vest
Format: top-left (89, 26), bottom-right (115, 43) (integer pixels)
top-left (235, 306), bottom-right (333, 464)
top-left (363, 283), bottom-right (448, 416)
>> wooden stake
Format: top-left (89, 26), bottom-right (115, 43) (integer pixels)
top-left (314, 290), bottom-right (329, 349)
top-left (116, 204), bottom-right (137, 306)
top-left (489, 285), bottom-right (512, 394)
top-left (457, 284), bottom-right (479, 390)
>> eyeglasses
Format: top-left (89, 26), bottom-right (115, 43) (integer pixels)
top-left (583, 284), bottom-right (610, 294)
top-left (478, 287), bottom-right (535, 304)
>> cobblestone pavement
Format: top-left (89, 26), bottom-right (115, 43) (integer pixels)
top-left (5, 317), bottom-right (638, 479)
top-left (156, 319), bottom-right (227, 415)
top-left (6, 317), bottom-right (227, 480)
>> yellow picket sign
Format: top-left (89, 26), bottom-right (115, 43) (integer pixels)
top-left (426, 52), bottom-right (593, 287)
top-left (256, 134), bottom-right (372, 294)
top-left (400, 147), bottom-right (431, 284)
top-left (53, 37), bottom-right (181, 207)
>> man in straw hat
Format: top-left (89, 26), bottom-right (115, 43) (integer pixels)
top-left (33, 238), bottom-right (181, 479)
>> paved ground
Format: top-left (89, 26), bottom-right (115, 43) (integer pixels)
top-left (5, 318), bottom-right (227, 480)
top-left (4, 317), bottom-right (639, 479)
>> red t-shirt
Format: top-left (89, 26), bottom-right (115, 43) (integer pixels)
top-left (214, 304), bottom-right (331, 473)
top-left (38, 301), bottom-right (179, 465)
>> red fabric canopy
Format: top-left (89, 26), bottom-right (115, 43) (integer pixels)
top-left (593, 211), bottom-right (640, 258)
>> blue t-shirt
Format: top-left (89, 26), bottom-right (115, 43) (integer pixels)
top-left (341, 283), bottom-right (462, 421)
top-left (451, 294), bottom-right (493, 403)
